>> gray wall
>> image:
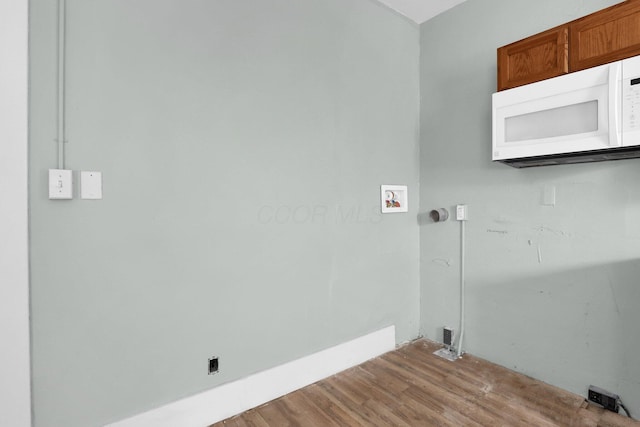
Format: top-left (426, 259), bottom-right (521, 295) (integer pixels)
top-left (420, 0), bottom-right (640, 417)
top-left (29, 0), bottom-right (420, 425)
top-left (31, 0), bottom-right (640, 424)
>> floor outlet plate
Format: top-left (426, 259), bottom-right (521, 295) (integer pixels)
top-left (433, 347), bottom-right (459, 361)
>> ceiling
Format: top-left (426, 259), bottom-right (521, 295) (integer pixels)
top-left (376, 0), bottom-right (467, 23)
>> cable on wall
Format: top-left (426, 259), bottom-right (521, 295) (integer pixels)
top-left (56, 0), bottom-right (67, 169)
top-left (431, 205), bottom-right (468, 362)
top-left (619, 398), bottom-right (633, 419)
top-left (456, 218), bottom-right (466, 358)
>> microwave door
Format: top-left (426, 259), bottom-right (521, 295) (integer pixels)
top-left (504, 100), bottom-right (599, 142)
top-left (493, 62), bottom-right (614, 161)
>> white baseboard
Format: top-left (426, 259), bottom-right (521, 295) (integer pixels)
top-left (107, 325), bottom-right (396, 427)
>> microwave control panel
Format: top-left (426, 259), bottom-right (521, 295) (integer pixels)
top-left (622, 76), bottom-right (640, 133)
top-left (622, 55), bottom-right (640, 144)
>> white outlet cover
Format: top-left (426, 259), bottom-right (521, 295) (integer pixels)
top-left (80, 171), bottom-right (102, 199)
top-left (49, 169), bottom-right (73, 199)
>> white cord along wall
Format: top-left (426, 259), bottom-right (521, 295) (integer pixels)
top-left (49, 0), bottom-right (72, 200)
top-left (49, 0), bottom-right (104, 201)
top-left (57, 0), bottom-right (66, 170)
top-left (456, 204), bottom-right (468, 358)
top-left (431, 204), bottom-right (468, 361)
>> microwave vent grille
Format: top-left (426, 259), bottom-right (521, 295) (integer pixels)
top-left (499, 146), bottom-right (640, 168)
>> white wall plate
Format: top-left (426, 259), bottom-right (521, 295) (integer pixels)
top-left (49, 169), bottom-right (73, 199)
top-left (80, 171), bottom-right (102, 199)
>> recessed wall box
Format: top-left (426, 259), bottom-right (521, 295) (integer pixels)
top-left (443, 327), bottom-right (454, 347)
top-left (208, 357), bottom-right (219, 375)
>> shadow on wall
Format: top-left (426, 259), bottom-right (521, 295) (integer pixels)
top-left (467, 259), bottom-right (640, 414)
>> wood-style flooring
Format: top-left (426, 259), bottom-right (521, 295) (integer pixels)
top-left (212, 339), bottom-right (639, 427)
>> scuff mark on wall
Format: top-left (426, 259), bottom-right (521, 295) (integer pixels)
top-left (535, 226), bottom-right (572, 238)
top-left (537, 245), bottom-right (543, 264)
top-left (486, 229), bottom-right (509, 235)
top-left (607, 277), bottom-right (621, 316)
top-left (583, 302), bottom-right (591, 328)
top-left (432, 258), bottom-right (452, 267)
top-left (494, 217), bottom-right (517, 226)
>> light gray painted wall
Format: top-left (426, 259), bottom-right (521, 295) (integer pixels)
top-left (29, 0), bottom-right (420, 425)
top-left (420, 0), bottom-right (640, 417)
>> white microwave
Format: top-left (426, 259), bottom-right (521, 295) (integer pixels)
top-left (492, 55), bottom-right (640, 167)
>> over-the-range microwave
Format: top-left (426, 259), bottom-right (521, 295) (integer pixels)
top-left (492, 54), bottom-right (640, 168)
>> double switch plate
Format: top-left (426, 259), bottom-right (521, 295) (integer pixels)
top-left (49, 169), bottom-right (102, 200)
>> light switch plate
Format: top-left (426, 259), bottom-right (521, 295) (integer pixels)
top-left (80, 171), bottom-right (102, 199)
top-left (49, 169), bottom-right (73, 199)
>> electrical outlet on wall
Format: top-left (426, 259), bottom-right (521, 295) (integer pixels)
top-left (443, 327), bottom-right (454, 347)
top-left (208, 357), bottom-right (219, 375)
top-left (588, 385), bottom-right (619, 412)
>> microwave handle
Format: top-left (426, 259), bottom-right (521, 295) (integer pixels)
top-left (608, 62), bottom-right (622, 146)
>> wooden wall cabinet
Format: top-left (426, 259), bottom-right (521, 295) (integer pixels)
top-left (497, 0), bottom-right (640, 91)
top-left (570, 0), bottom-right (640, 71)
top-left (497, 26), bottom-right (568, 91)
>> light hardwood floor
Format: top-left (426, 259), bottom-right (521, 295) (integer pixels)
top-left (212, 339), bottom-right (639, 426)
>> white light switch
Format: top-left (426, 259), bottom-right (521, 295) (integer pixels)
top-left (49, 169), bottom-right (73, 199)
top-left (80, 171), bottom-right (102, 199)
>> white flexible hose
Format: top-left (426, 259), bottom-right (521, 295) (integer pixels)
top-left (457, 219), bottom-right (466, 358)
top-left (57, 0), bottom-right (66, 169)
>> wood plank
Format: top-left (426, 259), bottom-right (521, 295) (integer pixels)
top-left (221, 409), bottom-right (270, 427)
top-left (252, 401), bottom-right (292, 427)
top-left (283, 389), bottom-right (340, 426)
top-left (298, 385), bottom-right (362, 427)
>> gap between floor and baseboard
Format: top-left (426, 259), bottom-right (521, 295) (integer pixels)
top-left (106, 325), bottom-right (396, 427)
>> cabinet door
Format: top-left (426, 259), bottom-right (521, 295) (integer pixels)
top-left (570, 0), bottom-right (640, 72)
top-left (497, 26), bottom-right (568, 91)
